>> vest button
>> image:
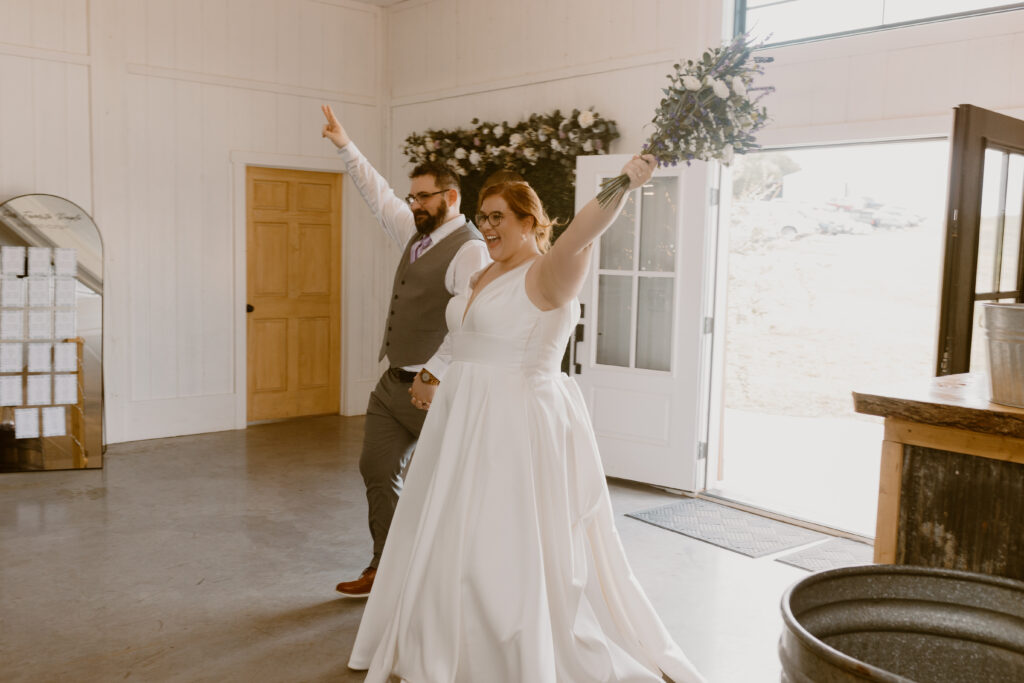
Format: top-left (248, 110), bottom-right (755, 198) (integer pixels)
top-left (401, 280), bottom-right (405, 285)
top-left (394, 294), bottom-right (399, 299)
top-left (387, 326), bottom-right (392, 331)
top-left (390, 310), bottom-right (395, 315)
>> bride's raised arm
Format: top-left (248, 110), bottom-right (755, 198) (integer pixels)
top-left (528, 154), bottom-right (656, 310)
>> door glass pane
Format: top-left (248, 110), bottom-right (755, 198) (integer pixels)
top-left (639, 177), bottom-right (677, 272)
top-left (976, 148), bottom-right (1005, 294)
top-left (713, 140), bottom-right (948, 536)
top-left (597, 274), bottom-right (632, 367)
top-left (999, 153), bottom-right (1024, 293)
top-left (599, 187), bottom-right (636, 270)
top-left (636, 276), bottom-right (673, 371)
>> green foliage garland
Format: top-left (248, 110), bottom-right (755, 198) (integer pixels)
top-left (403, 108), bottom-right (619, 237)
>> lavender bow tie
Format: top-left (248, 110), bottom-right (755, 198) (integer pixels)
top-left (410, 236), bottom-right (432, 263)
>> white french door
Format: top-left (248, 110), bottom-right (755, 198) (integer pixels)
top-left (571, 154), bottom-right (714, 492)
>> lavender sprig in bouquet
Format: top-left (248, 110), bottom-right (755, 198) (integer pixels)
top-left (597, 33), bottom-right (774, 207)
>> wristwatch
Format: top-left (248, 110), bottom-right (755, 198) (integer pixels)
top-left (418, 368), bottom-right (441, 385)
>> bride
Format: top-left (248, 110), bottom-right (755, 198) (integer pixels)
top-left (348, 154), bottom-right (706, 683)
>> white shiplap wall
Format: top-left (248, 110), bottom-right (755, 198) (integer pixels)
top-left (0, 0), bottom-right (392, 442)
top-left (4, 0), bottom-right (1024, 444)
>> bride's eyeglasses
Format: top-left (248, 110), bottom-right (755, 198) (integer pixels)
top-left (475, 211), bottom-right (506, 228)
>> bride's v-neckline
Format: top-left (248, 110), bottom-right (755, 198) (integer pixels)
top-left (461, 258), bottom-right (537, 325)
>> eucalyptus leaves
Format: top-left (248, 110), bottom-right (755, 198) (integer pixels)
top-left (597, 33), bottom-right (774, 207)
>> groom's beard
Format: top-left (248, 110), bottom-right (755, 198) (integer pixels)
top-left (413, 202), bottom-right (447, 236)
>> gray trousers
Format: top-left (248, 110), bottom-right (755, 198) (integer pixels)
top-left (359, 368), bottom-right (427, 569)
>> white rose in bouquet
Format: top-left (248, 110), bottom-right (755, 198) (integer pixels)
top-left (578, 110), bottom-right (596, 128)
top-left (720, 143), bottom-right (734, 165)
top-left (711, 78), bottom-right (730, 99)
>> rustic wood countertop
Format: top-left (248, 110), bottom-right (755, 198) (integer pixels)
top-left (852, 372), bottom-right (1024, 440)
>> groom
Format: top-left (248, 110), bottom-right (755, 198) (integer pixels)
top-left (321, 105), bottom-right (488, 596)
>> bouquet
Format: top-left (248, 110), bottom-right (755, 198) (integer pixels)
top-left (597, 33), bottom-right (774, 207)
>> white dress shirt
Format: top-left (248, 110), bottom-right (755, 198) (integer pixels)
top-left (338, 142), bottom-right (491, 380)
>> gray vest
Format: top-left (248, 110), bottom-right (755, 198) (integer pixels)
top-left (379, 223), bottom-right (482, 366)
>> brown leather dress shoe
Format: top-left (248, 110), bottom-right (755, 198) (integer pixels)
top-left (335, 567), bottom-right (376, 598)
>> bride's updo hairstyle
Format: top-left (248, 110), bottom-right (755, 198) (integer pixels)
top-left (478, 180), bottom-right (556, 254)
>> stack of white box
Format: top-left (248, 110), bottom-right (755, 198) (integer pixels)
top-left (0, 246), bottom-right (78, 439)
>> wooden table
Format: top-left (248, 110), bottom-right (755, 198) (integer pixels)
top-left (853, 373), bottom-right (1024, 581)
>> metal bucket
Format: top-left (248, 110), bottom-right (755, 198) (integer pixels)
top-left (982, 302), bottom-right (1024, 408)
top-left (779, 565), bottom-right (1024, 682)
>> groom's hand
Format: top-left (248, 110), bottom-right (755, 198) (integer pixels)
top-left (408, 375), bottom-right (436, 411)
top-left (321, 104), bottom-right (350, 148)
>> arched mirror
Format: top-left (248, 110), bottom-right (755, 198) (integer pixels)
top-left (0, 195), bottom-right (103, 471)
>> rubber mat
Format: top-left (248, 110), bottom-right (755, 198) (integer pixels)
top-left (775, 537), bottom-right (874, 571)
top-left (626, 498), bottom-right (827, 558)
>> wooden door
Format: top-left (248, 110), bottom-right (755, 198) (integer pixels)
top-left (246, 167), bottom-right (341, 421)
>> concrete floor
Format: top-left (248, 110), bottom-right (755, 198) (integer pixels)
top-left (0, 415), bottom-right (808, 682)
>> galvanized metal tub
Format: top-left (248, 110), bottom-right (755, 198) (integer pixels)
top-left (982, 302), bottom-right (1024, 409)
top-left (779, 565), bottom-right (1024, 682)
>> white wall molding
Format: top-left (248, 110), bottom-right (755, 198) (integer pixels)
top-left (0, 43), bottom-right (91, 65)
top-left (126, 63), bottom-right (379, 107)
top-left (389, 50), bottom-right (682, 108)
top-left (121, 393), bottom-right (239, 443)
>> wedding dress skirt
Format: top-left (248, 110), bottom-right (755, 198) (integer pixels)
top-left (349, 261), bottom-right (705, 683)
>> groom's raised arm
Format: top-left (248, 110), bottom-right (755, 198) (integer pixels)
top-left (322, 104), bottom-right (416, 251)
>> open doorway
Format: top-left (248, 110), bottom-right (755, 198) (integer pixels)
top-left (706, 139), bottom-right (949, 536)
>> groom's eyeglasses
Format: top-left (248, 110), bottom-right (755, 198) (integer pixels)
top-left (475, 211), bottom-right (506, 228)
top-left (404, 190), bottom-right (447, 206)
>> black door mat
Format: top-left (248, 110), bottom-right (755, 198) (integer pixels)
top-left (775, 537), bottom-right (874, 572)
top-left (626, 498), bottom-right (828, 558)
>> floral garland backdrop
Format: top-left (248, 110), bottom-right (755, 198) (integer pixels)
top-left (403, 108), bottom-right (619, 237)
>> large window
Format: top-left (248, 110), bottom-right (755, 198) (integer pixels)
top-left (737, 1), bottom-right (1024, 45)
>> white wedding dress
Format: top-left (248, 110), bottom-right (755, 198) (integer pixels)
top-left (349, 260), bottom-right (705, 683)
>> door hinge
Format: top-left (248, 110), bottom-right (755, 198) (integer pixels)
top-left (702, 316), bottom-right (714, 334)
top-left (697, 441), bottom-right (708, 461)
